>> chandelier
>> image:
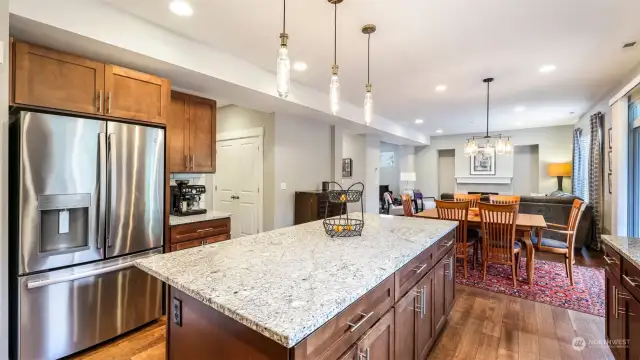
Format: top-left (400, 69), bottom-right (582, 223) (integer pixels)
top-left (276, 0), bottom-right (290, 98)
top-left (464, 78), bottom-right (513, 156)
top-left (328, 0), bottom-right (342, 115)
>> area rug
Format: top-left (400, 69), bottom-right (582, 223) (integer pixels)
top-left (455, 251), bottom-right (605, 317)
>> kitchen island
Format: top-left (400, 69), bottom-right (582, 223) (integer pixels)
top-left (135, 214), bottom-right (458, 360)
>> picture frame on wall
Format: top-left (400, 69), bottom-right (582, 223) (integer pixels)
top-left (608, 173), bottom-right (612, 194)
top-left (342, 158), bottom-right (353, 178)
top-left (608, 127), bottom-right (612, 149)
top-left (608, 150), bottom-right (612, 172)
top-left (470, 148), bottom-right (496, 175)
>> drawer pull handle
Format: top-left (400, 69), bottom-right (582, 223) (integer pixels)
top-left (618, 292), bottom-right (632, 299)
top-left (623, 275), bottom-right (640, 287)
top-left (347, 311), bottom-right (374, 332)
top-left (619, 308), bottom-right (636, 316)
top-left (413, 264), bottom-right (427, 273)
top-left (603, 256), bottom-right (618, 265)
top-left (442, 240), bottom-right (454, 247)
top-left (196, 228), bottom-right (215, 233)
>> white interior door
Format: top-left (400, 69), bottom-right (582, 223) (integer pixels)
top-left (215, 136), bottom-right (262, 238)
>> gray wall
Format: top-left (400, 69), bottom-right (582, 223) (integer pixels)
top-left (215, 105), bottom-right (276, 230)
top-left (437, 149), bottom-right (456, 195)
top-left (379, 142), bottom-right (400, 195)
top-left (512, 145), bottom-right (540, 195)
top-left (274, 114), bottom-right (332, 228)
top-left (416, 125), bottom-right (574, 197)
top-left (1, 0), bottom-right (9, 356)
top-left (342, 133), bottom-right (366, 212)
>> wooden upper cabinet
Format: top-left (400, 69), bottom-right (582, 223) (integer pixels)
top-left (189, 95), bottom-right (216, 172)
top-left (169, 91), bottom-right (190, 172)
top-left (105, 65), bottom-right (169, 124)
top-left (13, 41), bottom-right (105, 114)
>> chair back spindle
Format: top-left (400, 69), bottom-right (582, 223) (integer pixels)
top-left (435, 200), bottom-right (469, 255)
top-left (453, 193), bottom-right (481, 208)
top-left (489, 195), bottom-right (521, 205)
top-left (479, 203), bottom-right (519, 264)
top-left (401, 194), bottom-right (414, 217)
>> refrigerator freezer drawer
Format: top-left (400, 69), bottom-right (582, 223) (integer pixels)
top-left (17, 249), bottom-right (162, 360)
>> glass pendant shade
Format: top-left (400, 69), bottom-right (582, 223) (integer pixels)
top-left (330, 73), bottom-right (340, 115)
top-left (276, 45), bottom-right (290, 98)
top-left (505, 138), bottom-right (513, 154)
top-left (496, 138), bottom-right (505, 155)
top-left (470, 140), bottom-right (478, 156)
top-left (484, 141), bottom-right (494, 154)
top-left (364, 88), bottom-right (373, 126)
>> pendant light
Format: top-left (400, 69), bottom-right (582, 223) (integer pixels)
top-left (464, 78), bottom-right (513, 156)
top-left (276, 0), bottom-right (290, 98)
top-left (362, 24), bottom-right (376, 126)
top-left (328, 0), bottom-right (343, 115)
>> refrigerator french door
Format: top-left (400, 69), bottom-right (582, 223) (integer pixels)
top-left (10, 111), bottom-right (165, 360)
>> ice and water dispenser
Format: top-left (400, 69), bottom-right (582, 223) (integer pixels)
top-left (37, 193), bottom-right (91, 254)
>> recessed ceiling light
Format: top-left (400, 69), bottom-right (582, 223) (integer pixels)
top-left (570, 111), bottom-right (575, 115)
top-left (435, 85), bottom-right (447, 92)
top-left (516, 122), bottom-right (523, 126)
top-left (435, 129), bottom-right (443, 133)
top-left (293, 62), bottom-right (307, 71)
top-left (514, 106), bottom-right (526, 112)
top-left (415, 119), bottom-right (424, 124)
top-left (539, 64), bottom-right (556, 73)
top-left (169, 0), bottom-right (193, 17)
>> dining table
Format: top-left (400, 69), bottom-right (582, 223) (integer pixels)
top-left (415, 208), bottom-right (547, 285)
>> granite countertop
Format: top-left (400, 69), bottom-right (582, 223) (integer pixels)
top-left (135, 213), bottom-right (457, 348)
top-left (169, 211), bottom-right (232, 226)
top-left (602, 234), bottom-right (640, 269)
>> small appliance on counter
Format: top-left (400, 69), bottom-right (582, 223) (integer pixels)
top-left (170, 180), bottom-right (207, 216)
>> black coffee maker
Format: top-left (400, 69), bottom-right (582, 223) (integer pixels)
top-left (170, 180), bottom-right (207, 216)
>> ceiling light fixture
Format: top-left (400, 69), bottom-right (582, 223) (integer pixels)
top-left (328, 0), bottom-right (343, 115)
top-left (415, 119), bottom-right (424, 124)
top-left (362, 24), bottom-right (376, 126)
top-left (435, 85), bottom-right (447, 92)
top-left (464, 78), bottom-right (512, 157)
top-left (514, 106), bottom-right (526, 112)
top-left (436, 129), bottom-right (443, 133)
top-left (293, 62), bottom-right (307, 71)
top-left (539, 64), bottom-right (557, 73)
top-left (276, 0), bottom-right (290, 98)
top-left (169, 0), bottom-right (193, 17)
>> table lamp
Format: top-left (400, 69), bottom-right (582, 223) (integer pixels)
top-left (548, 163), bottom-right (572, 195)
top-left (400, 172), bottom-right (416, 191)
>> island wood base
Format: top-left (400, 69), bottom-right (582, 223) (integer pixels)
top-left (166, 229), bottom-right (457, 360)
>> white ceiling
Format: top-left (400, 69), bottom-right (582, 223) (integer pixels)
top-left (100, 0), bottom-right (640, 136)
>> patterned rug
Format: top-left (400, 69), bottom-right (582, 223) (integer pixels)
top-left (455, 250), bottom-right (605, 317)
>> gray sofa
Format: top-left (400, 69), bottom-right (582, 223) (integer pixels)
top-left (440, 193), bottom-right (594, 249)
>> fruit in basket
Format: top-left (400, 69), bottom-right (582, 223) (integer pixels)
top-left (346, 225), bottom-right (353, 231)
top-left (333, 225), bottom-right (343, 232)
top-left (340, 194), bottom-right (347, 202)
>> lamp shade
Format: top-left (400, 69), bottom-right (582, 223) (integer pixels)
top-left (548, 163), bottom-right (572, 177)
top-left (400, 172), bottom-right (416, 182)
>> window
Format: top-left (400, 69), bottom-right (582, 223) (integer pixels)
top-left (573, 130), bottom-right (590, 202)
top-left (629, 100), bottom-right (640, 237)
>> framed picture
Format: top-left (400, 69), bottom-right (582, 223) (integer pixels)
top-left (608, 173), bottom-right (612, 194)
top-left (608, 150), bottom-right (612, 172)
top-left (342, 158), bottom-right (352, 178)
top-left (380, 152), bottom-right (395, 168)
top-left (608, 127), bottom-right (612, 149)
top-left (470, 148), bottom-right (496, 175)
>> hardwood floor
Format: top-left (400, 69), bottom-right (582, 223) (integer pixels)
top-left (70, 248), bottom-right (609, 360)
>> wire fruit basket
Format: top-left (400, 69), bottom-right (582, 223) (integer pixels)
top-left (322, 182), bottom-right (365, 237)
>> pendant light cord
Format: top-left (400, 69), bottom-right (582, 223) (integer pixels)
top-left (282, 0), bottom-right (286, 33)
top-left (486, 80), bottom-right (490, 137)
top-left (334, 3), bottom-right (337, 65)
top-left (367, 34), bottom-right (371, 84)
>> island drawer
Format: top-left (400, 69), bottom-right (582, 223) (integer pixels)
top-left (291, 275), bottom-right (394, 360)
top-left (170, 218), bottom-right (230, 245)
top-left (621, 258), bottom-right (640, 301)
top-left (394, 246), bottom-right (433, 302)
top-left (603, 244), bottom-right (622, 279)
top-left (432, 230), bottom-right (456, 266)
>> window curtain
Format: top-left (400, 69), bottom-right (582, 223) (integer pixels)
top-left (588, 112), bottom-right (604, 250)
top-left (572, 128), bottom-right (584, 198)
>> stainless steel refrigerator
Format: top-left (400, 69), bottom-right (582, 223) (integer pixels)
top-left (9, 111), bottom-right (165, 360)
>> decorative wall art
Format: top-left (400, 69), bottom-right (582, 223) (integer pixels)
top-left (470, 148), bottom-right (496, 175)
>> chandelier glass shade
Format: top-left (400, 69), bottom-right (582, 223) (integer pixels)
top-left (276, 0), bottom-right (290, 98)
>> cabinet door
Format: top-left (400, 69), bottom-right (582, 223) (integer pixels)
top-left (395, 285), bottom-right (418, 360)
top-left (357, 310), bottom-right (395, 360)
top-left (623, 290), bottom-right (640, 359)
top-left (444, 250), bottom-right (456, 316)
top-left (13, 41), bottom-right (105, 114)
top-left (416, 271), bottom-right (434, 360)
top-left (169, 238), bottom-right (203, 252)
top-left (203, 234), bottom-right (230, 245)
top-left (105, 65), bottom-right (169, 124)
top-left (605, 270), bottom-right (624, 360)
top-left (337, 345), bottom-right (358, 360)
top-left (433, 256), bottom-right (447, 334)
top-left (189, 95), bottom-right (216, 173)
top-left (168, 91), bottom-right (190, 172)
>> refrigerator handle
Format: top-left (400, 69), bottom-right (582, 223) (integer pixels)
top-left (97, 133), bottom-right (107, 249)
top-left (107, 133), bottom-right (117, 248)
top-left (26, 262), bottom-right (135, 289)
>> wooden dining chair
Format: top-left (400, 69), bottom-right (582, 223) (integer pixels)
top-left (454, 193), bottom-right (481, 208)
top-left (478, 202), bottom-right (522, 287)
top-left (533, 199), bottom-right (586, 286)
top-left (401, 194), bottom-right (414, 217)
top-left (489, 195), bottom-right (521, 205)
top-left (435, 200), bottom-right (479, 278)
